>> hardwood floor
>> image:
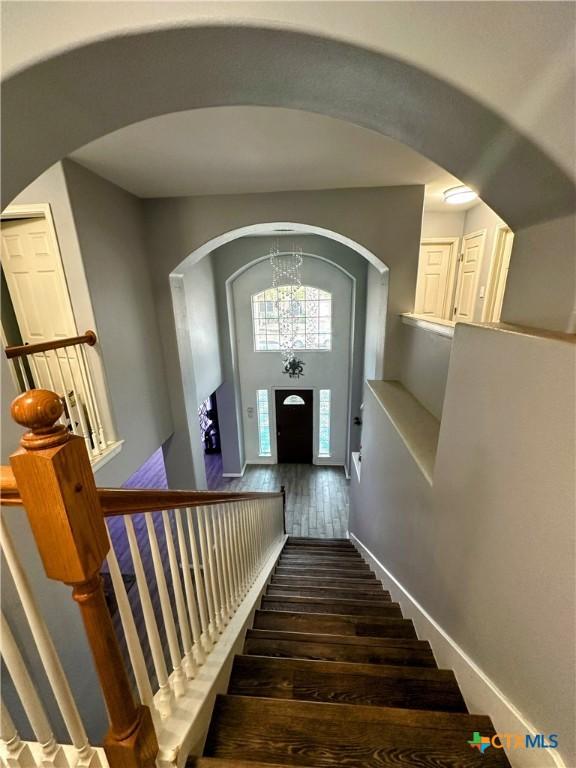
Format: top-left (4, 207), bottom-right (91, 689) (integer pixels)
top-left (205, 454), bottom-right (349, 538)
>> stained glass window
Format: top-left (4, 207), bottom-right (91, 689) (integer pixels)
top-left (256, 389), bottom-right (271, 456)
top-left (319, 389), bottom-right (331, 457)
top-left (252, 286), bottom-right (332, 351)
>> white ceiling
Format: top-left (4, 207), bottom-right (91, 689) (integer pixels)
top-left (70, 107), bottom-right (473, 211)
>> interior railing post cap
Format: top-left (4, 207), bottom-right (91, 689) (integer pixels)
top-left (11, 389), bottom-right (69, 449)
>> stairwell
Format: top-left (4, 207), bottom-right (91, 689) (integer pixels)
top-left (193, 537), bottom-right (512, 767)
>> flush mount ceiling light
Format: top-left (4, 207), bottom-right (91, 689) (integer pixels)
top-left (443, 185), bottom-right (478, 205)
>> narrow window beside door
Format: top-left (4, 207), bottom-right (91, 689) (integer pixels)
top-left (256, 389), bottom-right (271, 457)
top-left (319, 389), bottom-right (331, 457)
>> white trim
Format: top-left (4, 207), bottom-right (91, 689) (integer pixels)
top-left (221, 463), bottom-right (246, 478)
top-left (156, 533), bottom-right (288, 767)
top-left (91, 440), bottom-right (124, 473)
top-left (401, 313), bottom-right (455, 338)
top-left (482, 225), bottom-right (514, 323)
top-left (350, 533), bottom-right (569, 768)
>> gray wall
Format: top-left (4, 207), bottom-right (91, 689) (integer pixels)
top-left (398, 324), bottom-right (451, 420)
top-left (143, 186), bottom-right (423, 482)
top-left (350, 325), bottom-right (576, 767)
top-left (210, 234), bottom-right (368, 474)
top-left (62, 160), bottom-right (173, 485)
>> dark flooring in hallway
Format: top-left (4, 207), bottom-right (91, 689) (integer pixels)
top-left (205, 453), bottom-right (349, 539)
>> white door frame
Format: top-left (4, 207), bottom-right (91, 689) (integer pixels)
top-left (482, 224), bottom-right (514, 322)
top-left (417, 237), bottom-right (460, 320)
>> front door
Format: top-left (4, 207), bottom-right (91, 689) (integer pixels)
top-left (275, 389), bottom-right (313, 464)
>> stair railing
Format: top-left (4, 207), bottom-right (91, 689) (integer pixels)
top-left (1, 389), bottom-right (286, 768)
top-left (4, 331), bottom-right (110, 460)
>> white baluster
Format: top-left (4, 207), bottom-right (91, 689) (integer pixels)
top-left (124, 516), bottom-right (172, 717)
top-left (196, 507), bottom-right (220, 639)
top-left (62, 349), bottom-right (100, 456)
top-left (1, 614), bottom-right (69, 768)
top-left (40, 352), bottom-right (70, 433)
top-left (61, 348), bottom-right (91, 446)
top-left (174, 510), bottom-right (205, 665)
top-left (0, 703), bottom-right (35, 768)
top-left (209, 506), bottom-right (228, 626)
top-left (185, 508), bottom-right (213, 653)
top-left (225, 505), bottom-right (241, 607)
top-left (105, 531), bottom-right (154, 712)
top-left (144, 513), bottom-right (186, 696)
top-left (201, 507), bottom-right (224, 633)
top-left (0, 518), bottom-right (100, 768)
top-left (17, 358), bottom-right (32, 391)
top-left (220, 506), bottom-right (236, 614)
top-left (239, 503), bottom-right (251, 589)
top-left (228, 505), bottom-right (243, 600)
top-left (78, 345), bottom-right (106, 450)
top-left (161, 510), bottom-right (196, 679)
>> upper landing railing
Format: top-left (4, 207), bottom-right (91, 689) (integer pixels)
top-left (4, 331), bottom-right (112, 462)
top-left (0, 389), bottom-right (286, 768)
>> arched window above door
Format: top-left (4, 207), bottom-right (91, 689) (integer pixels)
top-left (282, 394), bottom-right (305, 405)
top-left (251, 285), bottom-right (332, 351)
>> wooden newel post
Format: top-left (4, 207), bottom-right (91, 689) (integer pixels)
top-left (280, 485), bottom-right (286, 535)
top-left (9, 390), bottom-right (158, 768)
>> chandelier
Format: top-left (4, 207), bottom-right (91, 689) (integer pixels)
top-left (269, 242), bottom-right (303, 367)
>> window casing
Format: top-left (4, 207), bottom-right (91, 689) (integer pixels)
top-left (252, 286), bottom-right (332, 352)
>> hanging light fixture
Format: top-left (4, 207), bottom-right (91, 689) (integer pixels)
top-left (269, 242), bottom-right (303, 368)
top-left (443, 185), bottom-right (478, 205)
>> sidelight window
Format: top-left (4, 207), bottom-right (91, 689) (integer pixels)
top-left (256, 389), bottom-right (271, 456)
top-left (319, 389), bottom-right (331, 457)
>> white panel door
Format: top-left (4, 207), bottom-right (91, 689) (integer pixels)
top-left (415, 239), bottom-right (458, 319)
top-left (453, 231), bottom-right (486, 322)
top-left (1, 215), bottom-right (79, 391)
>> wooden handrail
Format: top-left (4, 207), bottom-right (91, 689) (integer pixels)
top-left (1, 466), bottom-right (282, 513)
top-left (4, 330), bottom-right (97, 359)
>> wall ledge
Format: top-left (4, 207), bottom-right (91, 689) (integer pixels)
top-left (400, 313), bottom-right (454, 338)
top-left (367, 380), bottom-right (439, 484)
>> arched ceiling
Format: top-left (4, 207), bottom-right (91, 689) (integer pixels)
top-left (1, 24), bottom-right (574, 227)
top-left (69, 107), bottom-right (466, 211)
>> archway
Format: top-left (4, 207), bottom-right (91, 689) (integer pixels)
top-left (2, 23), bottom-right (575, 329)
top-left (168, 223), bottom-right (386, 489)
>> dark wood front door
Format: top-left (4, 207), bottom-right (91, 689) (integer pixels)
top-left (275, 389), bottom-right (313, 464)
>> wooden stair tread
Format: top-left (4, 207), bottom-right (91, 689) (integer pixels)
top-left (287, 537), bottom-right (352, 546)
top-left (245, 628), bottom-right (432, 649)
top-left (266, 584), bottom-right (392, 601)
top-left (261, 595), bottom-right (402, 617)
top-left (271, 575), bottom-right (384, 590)
top-left (278, 557), bottom-right (369, 568)
top-left (229, 654), bottom-right (467, 712)
top-left (244, 631), bottom-right (437, 667)
top-left (254, 609), bottom-right (418, 638)
top-left (191, 759), bottom-right (316, 768)
top-left (275, 566), bottom-right (377, 579)
top-left (204, 695), bottom-right (511, 767)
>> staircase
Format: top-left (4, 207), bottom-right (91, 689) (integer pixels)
top-left (194, 537), bottom-right (512, 767)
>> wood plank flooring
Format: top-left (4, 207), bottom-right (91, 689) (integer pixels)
top-left (205, 455), bottom-right (349, 538)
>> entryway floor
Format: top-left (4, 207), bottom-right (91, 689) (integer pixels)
top-left (205, 454), bottom-right (349, 538)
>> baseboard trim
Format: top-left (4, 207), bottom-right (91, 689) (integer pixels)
top-left (221, 462), bottom-right (246, 478)
top-left (350, 533), bottom-right (568, 768)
